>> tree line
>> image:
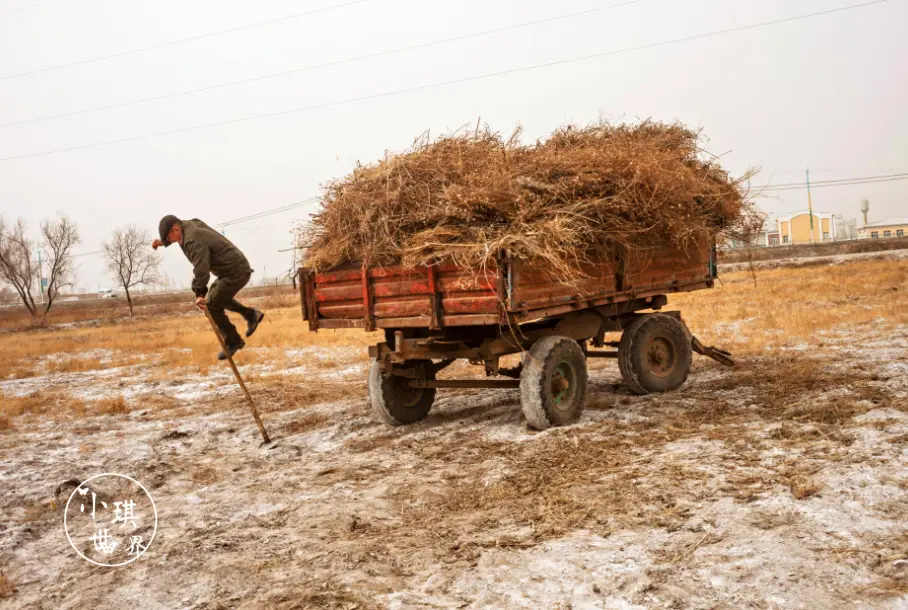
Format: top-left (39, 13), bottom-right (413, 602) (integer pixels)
top-left (0, 214), bottom-right (160, 321)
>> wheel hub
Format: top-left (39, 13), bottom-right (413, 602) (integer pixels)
top-left (393, 372), bottom-right (425, 407)
top-left (550, 361), bottom-right (577, 410)
top-left (644, 337), bottom-right (676, 377)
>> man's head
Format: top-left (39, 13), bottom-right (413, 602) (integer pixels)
top-left (158, 215), bottom-right (182, 246)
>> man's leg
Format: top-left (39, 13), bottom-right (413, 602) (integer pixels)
top-left (206, 277), bottom-right (246, 346)
top-left (219, 274), bottom-right (265, 337)
top-left (224, 297), bottom-right (255, 321)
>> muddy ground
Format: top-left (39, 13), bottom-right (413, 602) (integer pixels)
top-left (2, 325), bottom-right (907, 609)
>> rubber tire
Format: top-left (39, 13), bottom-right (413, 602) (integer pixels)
top-left (618, 313), bottom-right (692, 395)
top-left (519, 336), bottom-right (588, 431)
top-left (368, 360), bottom-right (436, 426)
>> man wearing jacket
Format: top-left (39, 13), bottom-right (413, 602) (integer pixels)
top-left (153, 215), bottom-right (264, 360)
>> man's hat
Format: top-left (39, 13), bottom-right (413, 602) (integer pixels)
top-left (158, 215), bottom-right (180, 246)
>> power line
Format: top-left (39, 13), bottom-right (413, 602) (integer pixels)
top-left (0, 0), bottom-right (371, 81)
top-left (755, 172), bottom-right (908, 189)
top-left (227, 223), bottom-right (300, 231)
top-left (214, 198), bottom-right (319, 228)
top-left (72, 249), bottom-right (103, 258)
top-left (0, 0), bottom-right (888, 163)
top-left (0, 0), bottom-right (647, 129)
top-left (753, 172), bottom-right (908, 192)
top-left (760, 176), bottom-right (908, 191)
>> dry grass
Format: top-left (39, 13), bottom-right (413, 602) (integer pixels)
top-left (0, 283), bottom-right (291, 331)
top-left (0, 391), bottom-right (87, 419)
top-left (95, 396), bottom-right (130, 415)
top-left (674, 258), bottom-right (908, 352)
top-left (287, 582), bottom-right (377, 610)
top-left (788, 476), bottom-right (824, 500)
top-left (358, 427), bottom-right (718, 558)
top-left (0, 297), bottom-right (378, 380)
top-left (18, 500), bottom-right (56, 524)
top-left (283, 411), bottom-right (330, 436)
top-left (252, 375), bottom-right (359, 415)
top-left (300, 121), bottom-right (758, 279)
top-left (0, 573), bottom-right (15, 600)
top-left (747, 507), bottom-right (802, 530)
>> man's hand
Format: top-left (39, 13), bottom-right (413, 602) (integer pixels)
top-left (152, 239), bottom-right (163, 250)
top-left (195, 296), bottom-right (207, 310)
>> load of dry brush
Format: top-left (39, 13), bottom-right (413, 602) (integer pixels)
top-left (296, 121), bottom-right (761, 280)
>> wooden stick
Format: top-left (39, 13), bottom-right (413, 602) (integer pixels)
top-left (202, 306), bottom-right (270, 444)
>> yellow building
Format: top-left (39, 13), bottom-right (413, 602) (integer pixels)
top-left (777, 211), bottom-right (835, 245)
top-left (857, 217), bottom-right (908, 240)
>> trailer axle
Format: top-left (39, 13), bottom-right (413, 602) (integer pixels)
top-left (406, 379), bottom-right (521, 390)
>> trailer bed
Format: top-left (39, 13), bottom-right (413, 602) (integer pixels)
top-left (299, 241), bottom-right (715, 331)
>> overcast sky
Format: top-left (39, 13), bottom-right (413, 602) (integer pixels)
top-left (1, 0), bottom-right (905, 292)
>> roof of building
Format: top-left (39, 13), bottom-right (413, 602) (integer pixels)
top-left (862, 217), bottom-right (908, 228)
top-left (777, 210), bottom-right (834, 220)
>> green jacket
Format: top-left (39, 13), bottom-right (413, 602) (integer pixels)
top-left (179, 219), bottom-right (252, 296)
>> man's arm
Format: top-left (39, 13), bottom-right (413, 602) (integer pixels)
top-left (183, 240), bottom-right (211, 297)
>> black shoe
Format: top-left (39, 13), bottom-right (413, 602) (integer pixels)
top-left (217, 340), bottom-right (245, 361)
top-left (245, 310), bottom-right (265, 338)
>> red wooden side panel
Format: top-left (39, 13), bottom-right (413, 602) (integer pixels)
top-left (313, 265), bottom-right (366, 319)
top-left (509, 256), bottom-right (620, 312)
top-left (308, 241), bottom-right (712, 329)
top-left (437, 267), bottom-right (499, 316)
top-left (311, 263), bottom-right (500, 325)
top-left (623, 241), bottom-right (710, 292)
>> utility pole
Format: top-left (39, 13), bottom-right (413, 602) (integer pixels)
top-left (806, 166), bottom-right (815, 244)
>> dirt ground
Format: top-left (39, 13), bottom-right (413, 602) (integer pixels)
top-left (1, 259), bottom-right (907, 609)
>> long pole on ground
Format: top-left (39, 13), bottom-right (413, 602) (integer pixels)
top-left (201, 307), bottom-right (271, 444)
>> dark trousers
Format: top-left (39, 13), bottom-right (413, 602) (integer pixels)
top-left (207, 273), bottom-right (255, 345)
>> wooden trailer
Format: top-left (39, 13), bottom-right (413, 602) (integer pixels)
top-left (298, 240), bottom-right (732, 430)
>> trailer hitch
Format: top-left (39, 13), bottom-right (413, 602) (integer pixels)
top-left (665, 311), bottom-right (735, 367)
top-left (691, 336), bottom-right (735, 367)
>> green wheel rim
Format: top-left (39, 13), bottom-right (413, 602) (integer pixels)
top-left (551, 360), bottom-right (577, 410)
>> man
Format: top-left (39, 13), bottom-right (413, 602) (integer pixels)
top-left (152, 215), bottom-right (265, 360)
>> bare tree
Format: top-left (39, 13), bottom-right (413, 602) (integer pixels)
top-left (102, 225), bottom-right (160, 315)
top-left (41, 215), bottom-right (80, 314)
top-left (0, 214), bottom-right (79, 320)
top-left (0, 217), bottom-right (40, 318)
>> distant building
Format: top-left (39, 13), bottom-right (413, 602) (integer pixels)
top-left (857, 217), bottom-right (908, 240)
top-left (833, 215), bottom-right (858, 241)
top-left (777, 211), bottom-right (836, 245)
top-left (723, 220), bottom-right (779, 249)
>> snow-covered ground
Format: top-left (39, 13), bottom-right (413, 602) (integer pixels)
top-left (1, 322), bottom-right (907, 609)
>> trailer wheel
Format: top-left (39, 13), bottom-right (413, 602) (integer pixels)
top-left (368, 360), bottom-right (436, 426)
top-left (520, 336), bottom-right (588, 430)
top-left (618, 314), bottom-right (692, 395)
